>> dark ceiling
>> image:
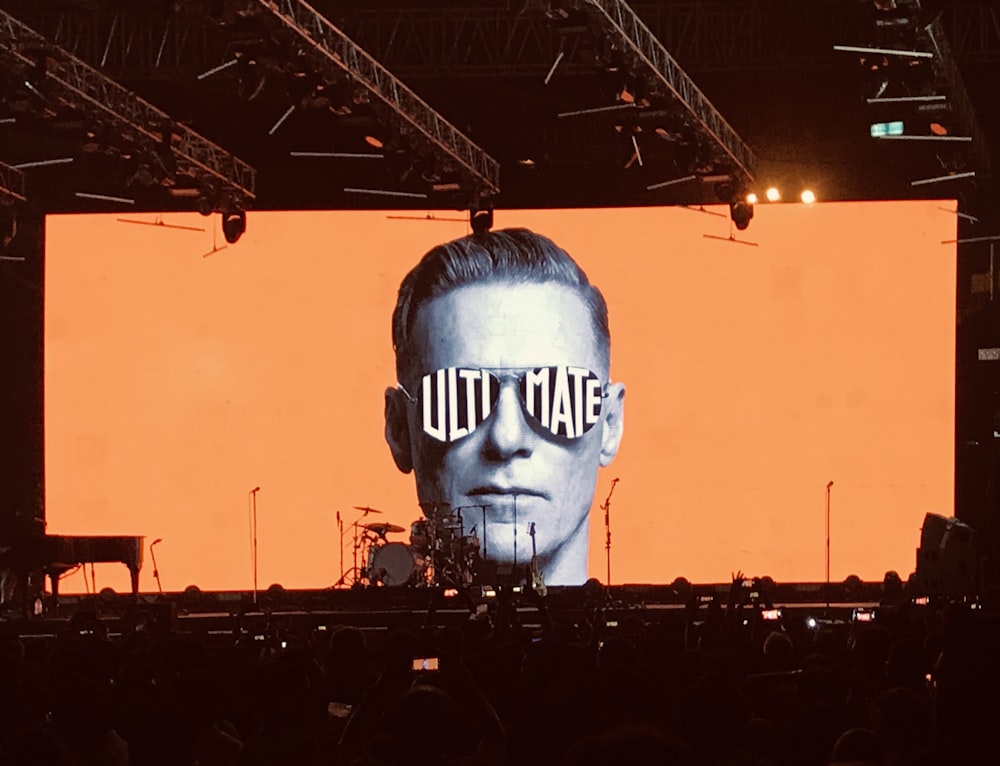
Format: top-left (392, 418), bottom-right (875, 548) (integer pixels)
top-left (1, 0), bottom-right (999, 215)
top-left (1, 0), bottom-right (999, 542)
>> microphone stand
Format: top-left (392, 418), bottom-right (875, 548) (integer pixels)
top-left (512, 494), bottom-right (518, 569)
top-left (455, 504), bottom-right (490, 582)
top-left (249, 487), bottom-right (260, 606)
top-left (149, 539), bottom-right (164, 595)
top-left (825, 481), bottom-right (834, 614)
top-left (335, 511), bottom-right (345, 588)
top-left (601, 478), bottom-right (619, 586)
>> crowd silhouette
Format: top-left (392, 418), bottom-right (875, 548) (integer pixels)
top-left (0, 574), bottom-right (997, 765)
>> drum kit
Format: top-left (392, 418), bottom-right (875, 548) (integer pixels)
top-left (336, 503), bottom-right (483, 588)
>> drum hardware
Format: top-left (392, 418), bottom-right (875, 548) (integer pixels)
top-left (337, 498), bottom-right (551, 590)
top-left (362, 522), bottom-right (406, 539)
top-left (333, 504), bottom-right (387, 589)
top-left (405, 504), bottom-right (489, 588)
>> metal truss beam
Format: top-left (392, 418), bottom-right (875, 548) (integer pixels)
top-left (857, 0), bottom-right (994, 177)
top-left (0, 8), bottom-right (255, 205)
top-left (945, 4), bottom-right (1000, 65)
top-left (38, 7), bottom-right (213, 79)
top-left (0, 160), bottom-right (27, 205)
top-left (923, 11), bottom-right (993, 175)
top-left (7, 2), bottom-right (999, 80)
top-left (340, 1), bottom-right (1000, 77)
top-left (252, 0), bottom-right (500, 199)
top-left (581, 0), bottom-right (757, 185)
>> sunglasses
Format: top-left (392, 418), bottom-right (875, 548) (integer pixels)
top-left (399, 366), bottom-right (607, 443)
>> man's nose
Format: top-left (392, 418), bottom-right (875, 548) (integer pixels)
top-left (481, 380), bottom-right (533, 460)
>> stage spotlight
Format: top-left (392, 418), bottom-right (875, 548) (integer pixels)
top-left (765, 186), bottom-right (781, 202)
top-left (265, 583), bottom-right (286, 606)
top-left (670, 576), bottom-right (692, 601)
top-left (470, 207), bottom-right (493, 236)
top-left (882, 570), bottom-right (904, 604)
top-left (843, 574), bottom-right (863, 599)
top-left (222, 209), bottom-right (246, 244)
top-left (800, 189), bottom-right (817, 204)
top-left (196, 195), bottom-right (214, 216)
top-left (746, 192), bottom-right (758, 205)
top-left (182, 584), bottom-right (204, 608)
top-left (98, 587), bottom-right (117, 604)
top-left (729, 199), bottom-right (754, 230)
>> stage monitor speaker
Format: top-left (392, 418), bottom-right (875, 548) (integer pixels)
top-left (914, 513), bottom-right (977, 596)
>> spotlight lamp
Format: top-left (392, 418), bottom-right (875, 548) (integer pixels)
top-left (470, 207), bottom-right (493, 236)
top-left (222, 209), bottom-right (247, 244)
top-left (745, 192), bottom-right (758, 205)
top-left (765, 186), bottom-right (781, 202)
top-left (729, 198), bottom-right (754, 231)
top-left (800, 189), bottom-right (817, 204)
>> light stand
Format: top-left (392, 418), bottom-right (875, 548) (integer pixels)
top-left (149, 538), bottom-right (164, 595)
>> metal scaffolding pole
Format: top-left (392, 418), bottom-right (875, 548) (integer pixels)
top-left (582, 0), bottom-right (757, 186)
top-left (0, 160), bottom-right (27, 205)
top-left (924, 13), bottom-right (993, 175)
top-left (251, 0), bottom-right (500, 199)
top-left (0, 8), bottom-right (256, 206)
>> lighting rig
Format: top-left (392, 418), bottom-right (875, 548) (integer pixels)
top-left (542, 0), bottom-right (758, 228)
top-left (836, 0), bottom-right (999, 308)
top-left (839, 0), bottom-right (993, 188)
top-left (178, 0), bottom-right (500, 216)
top-left (0, 6), bottom-right (256, 243)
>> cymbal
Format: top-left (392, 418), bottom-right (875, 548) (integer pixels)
top-left (363, 522), bottom-right (405, 535)
top-left (353, 505), bottom-right (383, 514)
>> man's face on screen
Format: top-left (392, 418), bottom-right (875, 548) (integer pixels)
top-left (388, 281), bottom-right (624, 585)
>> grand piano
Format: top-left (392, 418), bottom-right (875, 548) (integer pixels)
top-left (1, 534), bottom-right (144, 608)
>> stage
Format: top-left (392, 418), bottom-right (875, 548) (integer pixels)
top-left (0, 580), bottom-right (900, 641)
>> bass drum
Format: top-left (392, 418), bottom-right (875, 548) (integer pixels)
top-left (368, 542), bottom-right (417, 586)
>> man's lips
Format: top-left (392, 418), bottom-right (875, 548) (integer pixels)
top-left (464, 487), bottom-right (549, 522)
top-left (467, 486), bottom-right (549, 500)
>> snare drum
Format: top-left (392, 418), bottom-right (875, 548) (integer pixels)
top-left (367, 542), bottom-right (417, 586)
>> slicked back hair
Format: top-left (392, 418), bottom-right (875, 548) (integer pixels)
top-left (392, 228), bottom-right (611, 382)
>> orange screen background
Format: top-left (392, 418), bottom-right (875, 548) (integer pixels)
top-left (44, 202), bottom-right (956, 593)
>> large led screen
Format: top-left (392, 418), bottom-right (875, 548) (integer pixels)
top-left (45, 202), bottom-right (955, 593)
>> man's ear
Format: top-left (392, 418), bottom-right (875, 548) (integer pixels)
top-left (599, 381), bottom-right (625, 467)
top-left (384, 387), bottom-right (413, 474)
